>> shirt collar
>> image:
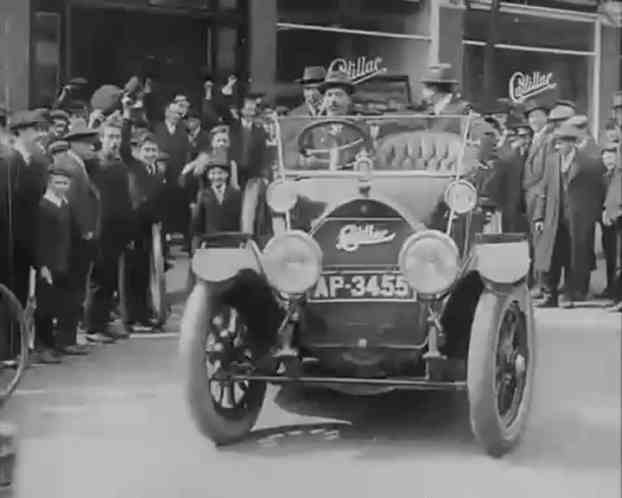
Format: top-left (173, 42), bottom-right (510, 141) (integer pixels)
top-left (13, 139), bottom-right (31, 163)
top-left (433, 93), bottom-right (453, 115)
top-left (44, 190), bottom-right (67, 207)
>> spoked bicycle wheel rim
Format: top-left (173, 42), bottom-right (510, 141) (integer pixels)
top-left (0, 284), bottom-right (28, 404)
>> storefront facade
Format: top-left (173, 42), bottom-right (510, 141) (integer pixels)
top-left (1, 0), bottom-right (619, 134)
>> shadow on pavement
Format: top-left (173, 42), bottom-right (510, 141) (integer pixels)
top-left (222, 386), bottom-right (477, 460)
top-left (222, 384), bottom-right (620, 470)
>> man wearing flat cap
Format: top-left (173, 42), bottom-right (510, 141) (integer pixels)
top-left (532, 122), bottom-right (605, 308)
top-left (290, 66), bottom-right (327, 117)
top-left (192, 149), bottom-right (242, 237)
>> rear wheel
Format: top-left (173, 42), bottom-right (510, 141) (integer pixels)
top-left (179, 281), bottom-right (266, 445)
top-left (467, 285), bottom-right (534, 457)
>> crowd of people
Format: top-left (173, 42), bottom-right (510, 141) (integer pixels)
top-left (0, 62), bottom-right (620, 366)
top-left (0, 72), bottom-right (275, 365)
top-left (484, 92), bottom-right (622, 311)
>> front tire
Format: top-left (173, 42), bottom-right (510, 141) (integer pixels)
top-left (179, 280), bottom-right (266, 445)
top-left (467, 284), bottom-right (535, 457)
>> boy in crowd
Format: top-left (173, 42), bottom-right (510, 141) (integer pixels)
top-left (34, 161), bottom-right (88, 363)
top-left (602, 142), bottom-right (622, 312)
top-left (192, 149), bottom-right (241, 239)
top-left (120, 96), bottom-right (167, 331)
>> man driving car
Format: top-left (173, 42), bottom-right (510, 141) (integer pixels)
top-left (298, 70), bottom-right (368, 170)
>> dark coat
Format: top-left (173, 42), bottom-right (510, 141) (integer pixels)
top-left (6, 149), bottom-right (49, 254)
top-left (63, 152), bottom-right (100, 238)
top-left (193, 185), bottom-right (242, 236)
top-left (229, 121), bottom-right (268, 187)
top-left (153, 121), bottom-right (191, 182)
top-left (35, 197), bottom-right (80, 275)
top-left (487, 145), bottom-right (529, 233)
top-left (153, 121), bottom-right (192, 233)
top-left (91, 156), bottom-right (134, 250)
top-left (522, 127), bottom-right (552, 222)
top-left (533, 149), bottom-right (605, 275)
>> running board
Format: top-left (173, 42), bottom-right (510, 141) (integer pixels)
top-left (229, 375), bottom-right (467, 391)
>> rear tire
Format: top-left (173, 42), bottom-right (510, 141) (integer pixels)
top-left (467, 284), bottom-right (534, 457)
top-left (179, 281), bottom-right (266, 445)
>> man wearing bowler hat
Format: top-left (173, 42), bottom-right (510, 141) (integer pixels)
top-left (532, 122), bottom-right (605, 308)
top-left (290, 66), bottom-right (327, 117)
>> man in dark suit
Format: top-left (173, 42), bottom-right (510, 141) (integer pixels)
top-left (84, 116), bottom-right (134, 342)
top-left (5, 110), bottom-right (50, 306)
top-left (289, 66), bottom-right (326, 117)
top-left (532, 123), bottom-right (606, 308)
top-left (153, 101), bottom-right (191, 240)
top-left (229, 94), bottom-right (268, 190)
top-left (193, 150), bottom-right (242, 238)
top-left (488, 116), bottom-right (532, 233)
top-left (600, 142), bottom-right (621, 302)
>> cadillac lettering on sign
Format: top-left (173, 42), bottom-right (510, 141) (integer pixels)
top-left (328, 56), bottom-right (388, 85)
top-left (508, 71), bottom-right (557, 103)
top-left (336, 224), bottom-right (396, 252)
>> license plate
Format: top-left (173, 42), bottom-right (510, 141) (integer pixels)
top-left (309, 271), bottom-right (416, 302)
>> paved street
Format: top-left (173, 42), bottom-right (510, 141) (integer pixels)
top-left (2, 254), bottom-right (620, 498)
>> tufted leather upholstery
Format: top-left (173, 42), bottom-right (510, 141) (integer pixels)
top-left (375, 131), bottom-right (479, 173)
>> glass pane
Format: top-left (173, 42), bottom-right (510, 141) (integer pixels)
top-left (216, 26), bottom-right (238, 76)
top-left (464, 10), bottom-right (594, 52)
top-left (278, 0), bottom-right (428, 36)
top-left (32, 12), bottom-right (61, 107)
top-left (462, 45), bottom-right (590, 113)
top-left (218, 0), bottom-right (238, 8)
top-left (276, 26), bottom-right (429, 101)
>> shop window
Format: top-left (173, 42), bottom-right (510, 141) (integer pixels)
top-left (215, 26), bottom-right (239, 76)
top-left (462, 45), bottom-right (591, 112)
top-left (276, 27), bottom-right (429, 86)
top-left (277, 0), bottom-right (428, 35)
top-left (31, 12), bottom-right (61, 107)
top-left (464, 10), bottom-right (594, 52)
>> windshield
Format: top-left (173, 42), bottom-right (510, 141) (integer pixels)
top-left (273, 114), bottom-right (484, 175)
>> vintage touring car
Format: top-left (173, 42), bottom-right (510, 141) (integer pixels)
top-left (179, 112), bottom-right (535, 457)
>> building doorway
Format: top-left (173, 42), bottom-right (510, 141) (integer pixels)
top-left (69, 7), bottom-right (210, 112)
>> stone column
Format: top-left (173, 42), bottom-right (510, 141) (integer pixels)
top-left (0, 0), bottom-right (31, 111)
top-left (248, 0), bottom-right (277, 98)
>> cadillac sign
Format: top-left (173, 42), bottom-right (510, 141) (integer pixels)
top-left (508, 71), bottom-right (557, 103)
top-left (328, 56), bottom-right (388, 85)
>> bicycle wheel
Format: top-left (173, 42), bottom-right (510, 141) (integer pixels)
top-left (0, 284), bottom-right (28, 404)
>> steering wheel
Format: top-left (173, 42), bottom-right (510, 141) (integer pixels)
top-left (297, 119), bottom-right (373, 170)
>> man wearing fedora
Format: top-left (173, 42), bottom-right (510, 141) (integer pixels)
top-left (5, 110), bottom-right (50, 307)
top-left (290, 66), bottom-right (327, 117)
top-left (532, 122), bottom-right (605, 308)
top-left (298, 69), bottom-right (365, 171)
top-left (420, 64), bottom-right (471, 134)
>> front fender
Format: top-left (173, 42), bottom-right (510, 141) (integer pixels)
top-left (470, 233), bottom-right (530, 286)
top-left (191, 243), bottom-right (262, 283)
